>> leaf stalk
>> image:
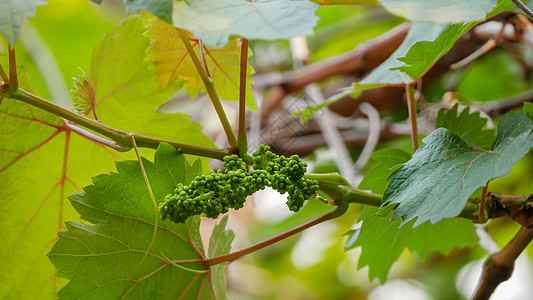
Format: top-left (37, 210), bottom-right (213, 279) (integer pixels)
top-left (0, 63), bottom-right (8, 83)
top-left (8, 47), bottom-right (18, 95)
top-left (406, 84), bottom-right (419, 151)
top-left (238, 38), bottom-right (249, 156)
top-left (176, 28), bottom-right (238, 148)
top-left (203, 204), bottom-right (348, 267)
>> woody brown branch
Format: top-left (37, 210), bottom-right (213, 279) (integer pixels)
top-left (489, 192), bottom-right (533, 228)
top-left (473, 227), bottom-right (533, 300)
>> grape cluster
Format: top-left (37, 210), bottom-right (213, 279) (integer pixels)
top-left (160, 145), bottom-right (319, 224)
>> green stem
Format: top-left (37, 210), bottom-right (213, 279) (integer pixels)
top-left (406, 84), bottom-right (419, 151)
top-left (511, 0), bottom-right (533, 19)
top-left (161, 253), bottom-right (208, 274)
top-left (305, 173), bottom-right (382, 207)
top-left (479, 186), bottom-right (488, 223)
top-left (8, 47), bottom-right (18, 94)
top-left (5, 88), bottom-right (230, 160)
top-left (238, 38), bottom-right (249, 156)
top-left (0, 63), bottom-right (8, 83)
top-left (203, 204), bottom-right (348, 267)
top-left (130, 133), bottom-right (159, 267)
top-left (306, 173), bottom-right (481, 221)
top-left (176, 28), bottom-right (238, 148)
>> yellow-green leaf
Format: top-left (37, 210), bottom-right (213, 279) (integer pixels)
top-left (143, 14), bottom-right (256, 110)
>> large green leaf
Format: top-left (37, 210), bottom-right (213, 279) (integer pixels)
top-left (172, 0), bottom-right (320, 48)
top-left (49, 143), bottom-right (232, 299)
top-left (90, 16), bottom-right (215, 149)
top-left (311, 0), bottom-right (378, 4)
top-left (351, 206), bottom-right (478, 282)
top-left (208, 216), bottom-right (235, 299)
top-left (0, 16), bottom-right (214, 298)
top-left (0, 0), bottom-right (46, 45)
top-left (383, 112), bottom-right (533, 226)
top-left (143, 13), bottom-right (256, 110)
top-left (436, 104), bottom-right (495, 150)
top-left (125, 0), bottom-right (173, 23)
top-left (525, 102), bottom-right (533, 121)
top-left (349, 148), bottom-right (477, 282)
top-left (358, 148), bottom-right (411, 194)
top-left (355, 22), bottom-right (472, 88)
top-left (90, 0), bottom-right (172, 22)
top-left (378, 0), bottom-right (497, 23)
top-left (339, 0), bottom-right (515, 93)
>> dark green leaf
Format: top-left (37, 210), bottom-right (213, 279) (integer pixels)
top-left (525, 102), bottom-right (533, 121)
top-left (125, 0), bottom-right (173, 23)
top-left (353, 22), bottom-right (471, 88)
top-left (350, 206), bottom-right (477, 282)
top-left (208, 216), bottom-right (235, 299)
top-left (359, 148), bottom-right (411, 195)
top-left (436, 104), bottom-right (495, 150)
top-left (0, 0), bottom-right (47, 45)
top-left (49, 144), bottom-right (231, 299)
top-left (343, 228), bottom-right (360, 251)
top-left (172, 0), bottom-right (320, 48)
top-left (384, 112), bottom-right (533, 226)
top-left (340, 0), bottom-right (511, 94)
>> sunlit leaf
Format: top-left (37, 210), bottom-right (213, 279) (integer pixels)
top-left (312, 0), bottom-right (378, 4)
top-left (0, 0), bottom-right (46, 45)
top-left (0, 16), bottom-right (215, 298)
top-left (172, 0), bottom-right (320, 48)
top-left (90, 15), bottom-right (216, 148)
top-left (208, 216), bottom-right (235, 299)
top-left (49, 143), bottom-right (232, 299)
top-left (144, 13), bottom-right (256, 110)
top-left (383, 112), bottom-right (533, 226)
top-left (378, 0), bottom-right (497, 24)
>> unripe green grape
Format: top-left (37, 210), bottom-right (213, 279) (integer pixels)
top-left (160, 145), bottom-right (319, 224)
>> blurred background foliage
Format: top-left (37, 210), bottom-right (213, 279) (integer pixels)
top-left (13, 0), bottom-right (533, 299)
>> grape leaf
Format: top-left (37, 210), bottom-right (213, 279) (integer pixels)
top-left (0, 16), bottom-right (214, 298)
top-left (383, 112), bottom-right (533, 227)
top-left (378, 0), bottom-right (497, 24)
top-left (355, 22), bottom-right (472, 88)
top-left (351, 206), bottom-right (478, 282)
top-left (172, 0), bottom-right (320, 48)
top-left (49, 143), bottom-right (232, 299)
top-left (436, 104), bottom-right (495, 150)
top-left (90, 16), bottom-right (215, 149)
top-left (311, 0), bottom-right (378, 4)
top-left (90, 0), bottom-right (172, 22)
top-left (525, 102), bottom-right (533, 121)
top-left (208, 216), bottom-right (235, 299)
top-left (358, 148), bottom-right (411, 195)
top-left (143, 13), bottom-right (256, 110)
top-left (0, 0), bottom-right (46, 45)
top-left (338, 0), bottom-right (514, 94)
top-left (125, 0), bottom-right (173, 23)
top-left (350, 148), bottom-right (477, 282)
